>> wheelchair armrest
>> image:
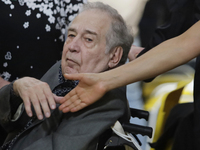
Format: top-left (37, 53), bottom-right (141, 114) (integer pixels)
top-left (130, 108), bottom-right (149, 121)
top-left (122, 123), bottom-right (153, 138)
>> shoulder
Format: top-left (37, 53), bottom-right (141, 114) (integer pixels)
top-left (40, 61), bottom-right (61, 90)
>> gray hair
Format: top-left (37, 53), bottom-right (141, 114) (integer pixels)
top-left (79, 2), bottom-right (134, 66)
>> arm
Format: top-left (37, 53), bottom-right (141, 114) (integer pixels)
top-left (130, 0), bottom-right (196, 81)
top-left (59, 20), bottom-right (200, 112)
top-left (0, 77), bottom-right (62, 129)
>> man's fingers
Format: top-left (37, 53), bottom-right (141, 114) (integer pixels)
top-left (25, 92), bottom-right (57, 120)
top-left (36, 88), bottom-right (59, 119)
top-left (31, 94), bottom-right (44, 120)
top-left (23, 96), bottom-right (33, 117)
top-left (14, 77), bottom-right (58, 120)
top-left (44, 90), bottom-right (56, 110)
top-left (53, 94), bottom-right (63, 104)
top-left (37, 94), bottom-right (51, 118)
top-left (59, 94), bottom-right (70, 104)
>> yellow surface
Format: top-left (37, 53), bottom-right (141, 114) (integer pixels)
top-left (142, 65), bottom-right (194, 150)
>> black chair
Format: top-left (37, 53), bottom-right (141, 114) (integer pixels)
top-left (97, 108), bottom-right (153, 150)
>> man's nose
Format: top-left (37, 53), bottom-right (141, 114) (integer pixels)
top-left (68, 37), bottom-right (81, 52)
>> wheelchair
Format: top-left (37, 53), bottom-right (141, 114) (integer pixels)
top-left (97, 107), bottom-right (153, 150)
top-left (98, 64), bottom-right (194, 150)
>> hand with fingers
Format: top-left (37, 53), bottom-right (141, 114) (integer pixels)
top-left (13, 77), bottom-right (63, 120)
top-left (59, 73), bottom-right (107, 113)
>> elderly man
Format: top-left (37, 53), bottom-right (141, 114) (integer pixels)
top-left (0, 2), bottom-right (133, 150)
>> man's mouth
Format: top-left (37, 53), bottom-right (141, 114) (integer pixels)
top-left (67, 58), bottom-right (78, 65)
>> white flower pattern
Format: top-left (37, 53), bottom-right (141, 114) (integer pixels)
top-left (23, 22), bottom-right (29, 28)
top-left (48, 16), bottom-right (55, 23)
top-left (1, 0), bottom-right (87, 81)
top-left (5, 52), bottom-right (12, 60)
top-left (3, 62), bottom-right (8, 68)
top-left (25, 10), bottom-right (31, 16)
top-left (2, 0), bottom-right (11, 5)
top-left (45, 24), bottom-right (51, 32)
top-left (10, 4), bottom-right (14, 9)
top-left (36, 13), bottom-right (41, 18)
top-left (1, 72), bottom-right (11, 81)
top-left (18, 0), bottom-right (25, 6)
top-left (2, 0), bottom-right (87, 42)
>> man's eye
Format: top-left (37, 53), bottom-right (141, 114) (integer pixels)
top-left (68, 34), bottom-right (75, 37)
top-left (86, 38), bottom-right (93, 42)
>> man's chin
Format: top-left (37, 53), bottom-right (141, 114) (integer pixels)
top-left (63, 67), bottom-right (78, 75)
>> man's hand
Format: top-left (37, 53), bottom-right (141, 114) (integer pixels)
top-left (13, 77), bottom-right (63, 120)
top-left (59, 73), bottom-right (107, 113)
top-left (128, 45), bottom-right (144, 61)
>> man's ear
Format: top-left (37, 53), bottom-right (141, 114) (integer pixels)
top-left (108, 46), bottom-right (123, 68)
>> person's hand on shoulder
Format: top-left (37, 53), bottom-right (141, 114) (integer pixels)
top-left (59, 73), bottom-right (107, 113)
top-left (13, 77), bottom-right (63, 120)
top-left (128, 45), bottom-right (144, 61)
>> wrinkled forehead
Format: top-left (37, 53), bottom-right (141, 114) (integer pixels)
top-left (69, 9), bottom-right (111, 35)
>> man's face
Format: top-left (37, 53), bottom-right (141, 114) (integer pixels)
top-left (61, 10), bottom-right (112, 74)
